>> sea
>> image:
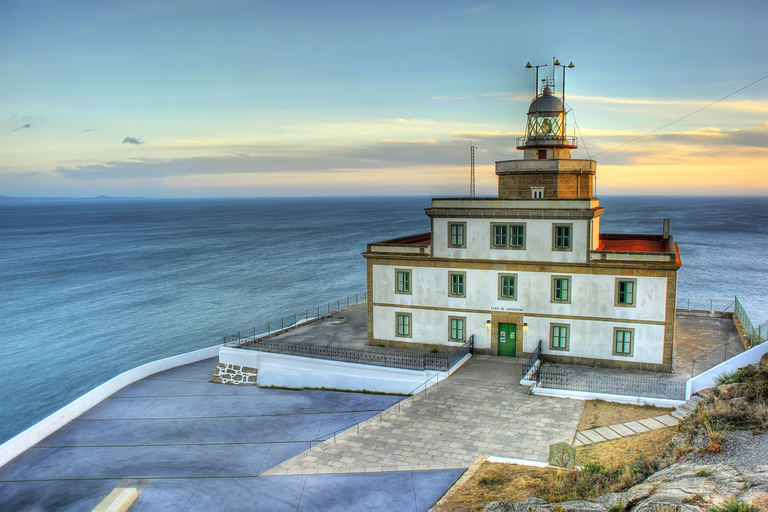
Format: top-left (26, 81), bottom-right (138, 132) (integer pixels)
top-left (1, 195), bottom-right (767, 444)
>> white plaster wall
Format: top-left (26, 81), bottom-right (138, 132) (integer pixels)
top-left (432, 217), bottom-right (589, 263)
top-left (522, 316), bottom-right (666, 364)
top-left (373, 265), bottom-right (667, 322)
top-left (373, 305), bottom-right (492, 349)
top-left (687, 341), bottom-right (768, 397)
top-left (255, 352), bottom-right (468, 394)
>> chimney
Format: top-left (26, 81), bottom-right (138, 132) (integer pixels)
top-left (662, 218), bottom-right (670, 240)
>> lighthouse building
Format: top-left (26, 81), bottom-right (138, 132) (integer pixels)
top-left (363, 71), bottom-right (681, 372)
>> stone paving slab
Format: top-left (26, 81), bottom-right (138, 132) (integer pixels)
top-left (263, 356), bottom-right (584, 475)
top-left (638, 417), bottom-right (667, 430)
top-left (595, 427), bottom-right (621, 440)
top-left (624, 421), bottom-right (650, 434)
top-left (608, 423), bottom-right (636, 437)
top-left (581, 429), bottom-right (607, 444)
top-left (655, 414), bottom-right (679, 427)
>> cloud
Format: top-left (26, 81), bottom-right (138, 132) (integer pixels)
top-left (466, 4), bottom-right (491, 13)
top-left (11, 124), bottom-right (31, 132)
top-left (122, 137), bottom-right (145, 145)
top-left (569, 95), bottom-right (768, 114)
top-left (54, 139), bottom-right (471, 181)
top-left (431, 95), bottom-right (471, 101)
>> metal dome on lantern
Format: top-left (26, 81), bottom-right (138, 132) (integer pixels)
top-left (517, 58), bottom-right (577, 150)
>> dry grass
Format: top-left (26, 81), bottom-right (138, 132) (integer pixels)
top-left (576, 428), bottom-right (677, 467)
top-left (433, 427), bottom-right (676, 511)
top-left (577, 400), bottom-right (674, 431)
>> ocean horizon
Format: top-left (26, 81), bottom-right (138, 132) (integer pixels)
top-left (1, 195), bottom-right (767, 444)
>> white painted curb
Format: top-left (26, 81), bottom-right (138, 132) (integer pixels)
top-left (0, 345), bottom-right (220, 469)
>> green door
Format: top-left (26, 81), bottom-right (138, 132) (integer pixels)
top-left (498, 323), bottom-right (517, 357)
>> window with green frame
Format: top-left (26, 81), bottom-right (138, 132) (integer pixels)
top-left (396, 313), bottom-right (411, 337)
top-left (510, 224), bottom-right (525, 247)
top-left (551, 324), bottom-right (568, 350)
top-left (396, 270), bottom-right (411, 294)
top-left (492, 224), bottom-right (508, 247)
top-left (449, 317), bottom-right (465, 341)
top-left (554, 225), bottom-right (571, 250)
top-left (615, 329), bottom-right (633, 355)
top-left (553, 277), bottom-right (570, 302)
top-left (492, 224), bottom-right (525, 248)
top-left (617, 280), bottom-right (635, 305)
top-left (499, 274), bottom-right (516, 299)
top-left (449, 272), bottom-right (465, 297)
top-left (449, 223), bottom-right (465, 247)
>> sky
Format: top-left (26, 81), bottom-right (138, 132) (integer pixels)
top-left (1, 0), bottom-right (767, 198)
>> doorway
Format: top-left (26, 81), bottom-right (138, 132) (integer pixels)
top-left (498, 323), bottom-right (517, 357)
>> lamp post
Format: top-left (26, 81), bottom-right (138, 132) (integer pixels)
top-left (525, 61), bottom-right (548, 98)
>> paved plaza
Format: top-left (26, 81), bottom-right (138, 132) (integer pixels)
top-left (0, 359), bottom-right (461, 511)
top-left (264, 355), bottom-right (585, 476)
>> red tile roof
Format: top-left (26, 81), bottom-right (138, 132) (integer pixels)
top-left (385, 233), bottom-right (432, 245)
top-left (598, 234), bottom-right (670, 253)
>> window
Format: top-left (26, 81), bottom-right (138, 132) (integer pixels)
top-left (448, 223), bottom-right (466, 248)
top-left (615, 279), bottom-right (636, 307)
top-left (490, 223), bottom-right (525, 249)
top-left (553, 224), bottom-right (572, 250)
top-left (499, 274), bottom-right (517, 300)
top-left (395, 269), bottom-right (411, 294)
top-left (492, 224), bottom-right (508, 247)
top-left (614, 328), bottom-right (634, 356)
top-left (510, 224), bottom-right (525, 248)
top-left (550, 324), bottom-right (569, 350)
top-left (396, 313), bottom-right (412, 337)
top-left (532, 187), bottom-right (544, 199)
top-left (537, 149), bottom-right (547, 160)
top-left (449, 317), bottom-right (465, 341)
top-left (552, 276), bottom-right (570, 303)
top-left (449, 272), bottom-right (465, 297)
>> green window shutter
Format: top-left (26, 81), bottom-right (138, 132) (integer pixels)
top-left (451, 274), bottom-right (465, 296)
top-left (500, 275), bottom-right (515, 298)
top-left (618, 281), bottom-right (635, 305)
top-left (552, 325), bottom-right (568, 348)
top-left (397, 271), bottom-right (410, 293)
top-left (493, 225), bottom-right (507, 246)
top-left (451, 318), bottom-right (464, 340)
top-left (511, 225), bottom-right (524, 247)
top-left (615, 330), bottom-right (632, 354)
top-left (554, 278), bottom-right (569, 301)
top-left (398, 314), bottom-right (411, 336)
top-left (450, 224), bottom-right (465, 246)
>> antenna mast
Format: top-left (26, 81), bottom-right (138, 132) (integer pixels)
top-left (470, 141), bottom-right (476, 198)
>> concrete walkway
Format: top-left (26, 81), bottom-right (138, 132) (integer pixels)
top-left (573, 414), bottom-right (679, 447)
top-left (0, 358), bottom-right (462, 511)
top-left (264, 356), bottom-right (585, 476)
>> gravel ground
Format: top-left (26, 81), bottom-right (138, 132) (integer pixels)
top-left (689, 430), bottom-right (768, 471)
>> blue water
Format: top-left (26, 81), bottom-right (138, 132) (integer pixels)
top-left (1, 195), bottom-right (767, 444)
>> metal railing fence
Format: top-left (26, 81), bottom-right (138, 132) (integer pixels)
top-left (250, 334), bottom-right (474, 372)
top-left (676, 297), bottom-right (735, 312)
top-left (538, 370), bottom-right (687, 401)
top-left (735, 296), bottom-right (768, 347)
top-left (522, 340), bottom-right (542, 382)
top-left (222, 292), bottom-right (367, 347)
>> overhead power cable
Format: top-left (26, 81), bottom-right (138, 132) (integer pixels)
top-left (590, 74), bottom-right (768, 158)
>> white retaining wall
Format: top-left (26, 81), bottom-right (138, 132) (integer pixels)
top-left (224, 347), bottom-right (471, 395)
top-left (531, 385), bottom-right (685, 408)
top-left (0, 345), bottom-right (220, 470)
top-left (687, 340), bottom-right (768, 398)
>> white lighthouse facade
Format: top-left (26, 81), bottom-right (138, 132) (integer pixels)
top-left (363, 65), bottom-right (680, 372)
